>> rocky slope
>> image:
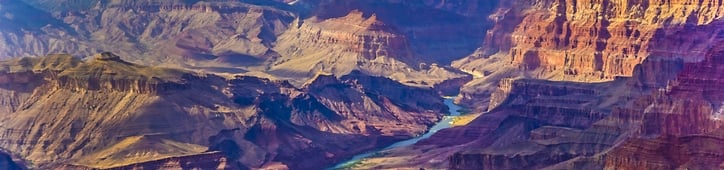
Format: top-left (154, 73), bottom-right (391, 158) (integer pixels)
top-left (0, 53), bottom-right (447, 169)
top-left (268, 0), bottom-right (500, 87)
top-left (0, 0), bottom-right (497, 90)
top-left (453, 0), bottom-right (724, 111)
top-left (354, 40), bottom-right (723, 169)
top-left (597, 40), bottom-right (724, 170)
top-left (2, 0), bottom-right (294, 70)
top-left (442, 40), bottom-right (724, 169)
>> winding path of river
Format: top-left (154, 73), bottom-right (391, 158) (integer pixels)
top-left (329, 97), bottom-right (463, 169)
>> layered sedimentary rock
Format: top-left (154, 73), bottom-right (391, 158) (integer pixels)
top-left (0, 0), bottom-right (489, 92)
top-left (453, 0), bottom-right (724, 111)
top-left (597, 42), bottom-right (724, 170)
top-left (458, 0), bottom-right (723, 78)
top-left (351, 38), bottom-right (723, 169)
top-left (0, 53), bottom-right (446, 169)
top-left (270, 0), bottom-right (498, 86)
top-left (444, 42), bottom-right (724, 169)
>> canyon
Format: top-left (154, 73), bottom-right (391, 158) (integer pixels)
top-left (0, 0), bottom-right (722, 169)
top-left (0, 52), bottom-right (448, 169)
top-left (348, 42), bottom-right (723, 169)
top-left (0, 0), bottom-right (497, 88)
top-left (453, 0), bottom-right (724, 111)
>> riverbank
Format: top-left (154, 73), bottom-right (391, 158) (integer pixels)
top-left (329, 97), bottom-right (464, 169)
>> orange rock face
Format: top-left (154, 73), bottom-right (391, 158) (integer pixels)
top-left (457, 0), bottom-right (724, 80)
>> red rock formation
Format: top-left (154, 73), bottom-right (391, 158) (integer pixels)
top-left (445, 42), bottom-right (724, 170)
top-left (597, 42), bottom-right (724, 169)
top-left (458, 0), bottom-right (723, 79)
top-left (604, 134), bottom-right (724, 170)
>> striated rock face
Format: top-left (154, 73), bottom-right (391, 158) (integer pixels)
top-left (355, 40), bottom-right (721, 169)
top-left (0, 0), bottom-right (488, 89)
top-left (453, 0), bottom-right (724, 111)
top-left (444, 42), bottom-right (724, 170)
top-left (269, 0), bottom-right (494, 86)
top-left (603, 134), bottom-right (724, 170)
top-left (599, 42), bottom-right (724, 169)
top-left (457, 0), bottom-right (723, 79)
top-left (0, 53), bottom-right (447, 169)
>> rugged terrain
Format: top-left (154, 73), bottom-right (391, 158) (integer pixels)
top-left (1, 0), bottom-right (723, 169)
top-left (0, 0), bottom-right (500, 88)
top-left (453, 0), bottom-right (724, 111)
top-left (346, 39), bottom-right (724, 170)
top-left (0, 52), bottom-right (447, 169)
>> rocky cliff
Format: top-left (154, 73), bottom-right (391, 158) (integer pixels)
top-left (269, 0), bottom-right (497, 87)
top-left (444, 41), bottom-right (724, 170)
top-left (0, 53), bottom-right (447, 169)
top-left (457, 0), bottom-right (723, 78)
top-left (453, 0), bottom-right (724, 111)
top-left (348, 38), bottom-right (722, 170)
top-left (1, 0), bottom-right (491, 89)
top-left (597, 41), bottom-right (724, 170)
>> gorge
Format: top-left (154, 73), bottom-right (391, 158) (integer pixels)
top-left (0, 0), bottom-right (722, 169)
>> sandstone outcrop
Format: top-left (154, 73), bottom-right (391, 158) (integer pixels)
top-left (0, 53), bottom-right (447, 169)
top-left (457, 0), bottom-right (723, 78)
top-left (453, 0), bottom-right (724, 111)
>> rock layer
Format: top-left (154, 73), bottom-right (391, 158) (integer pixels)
top-left (457, 0), bottom-right (723, 79)
top-left (445, 41), bottom-right (724, 169)
top-left (0, 53), bottom-right (446, 169)
top-left (2, 0), bottom-right (489, 88)
top-left (453, 0), bottom-right (724, 111)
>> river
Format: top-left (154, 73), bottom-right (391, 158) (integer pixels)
top-left (329, 97), bottom-right (463, 169)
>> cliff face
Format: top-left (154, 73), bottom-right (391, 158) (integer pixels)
top-left (0, 53), bottom-right (446, 169)
top-left (444, 42), bottom-right (724, 170)
top-left (457, 0), bottom-right (722, 78)
top-left (0, 0), bottom-right (488, 90)
top-left (599, 42), bottom-right (724, 170)
top-left (352, 39), bottom-right (718, 169)
top-left (453, 0), bottom-right (724, 111)
top-left (270, 0), bottom-right (496, 86)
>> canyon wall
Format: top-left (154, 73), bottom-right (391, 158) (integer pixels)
top-left (453, 0), bottom-right (724, 111)
top-left (2, 0), bottom-right (497, 88)
top-left (0, 53), bottom-right (447, 169)
top-left (446, 41), bottom-right (724, 170)
top-left (457, 0), bottom-right (723, 79)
